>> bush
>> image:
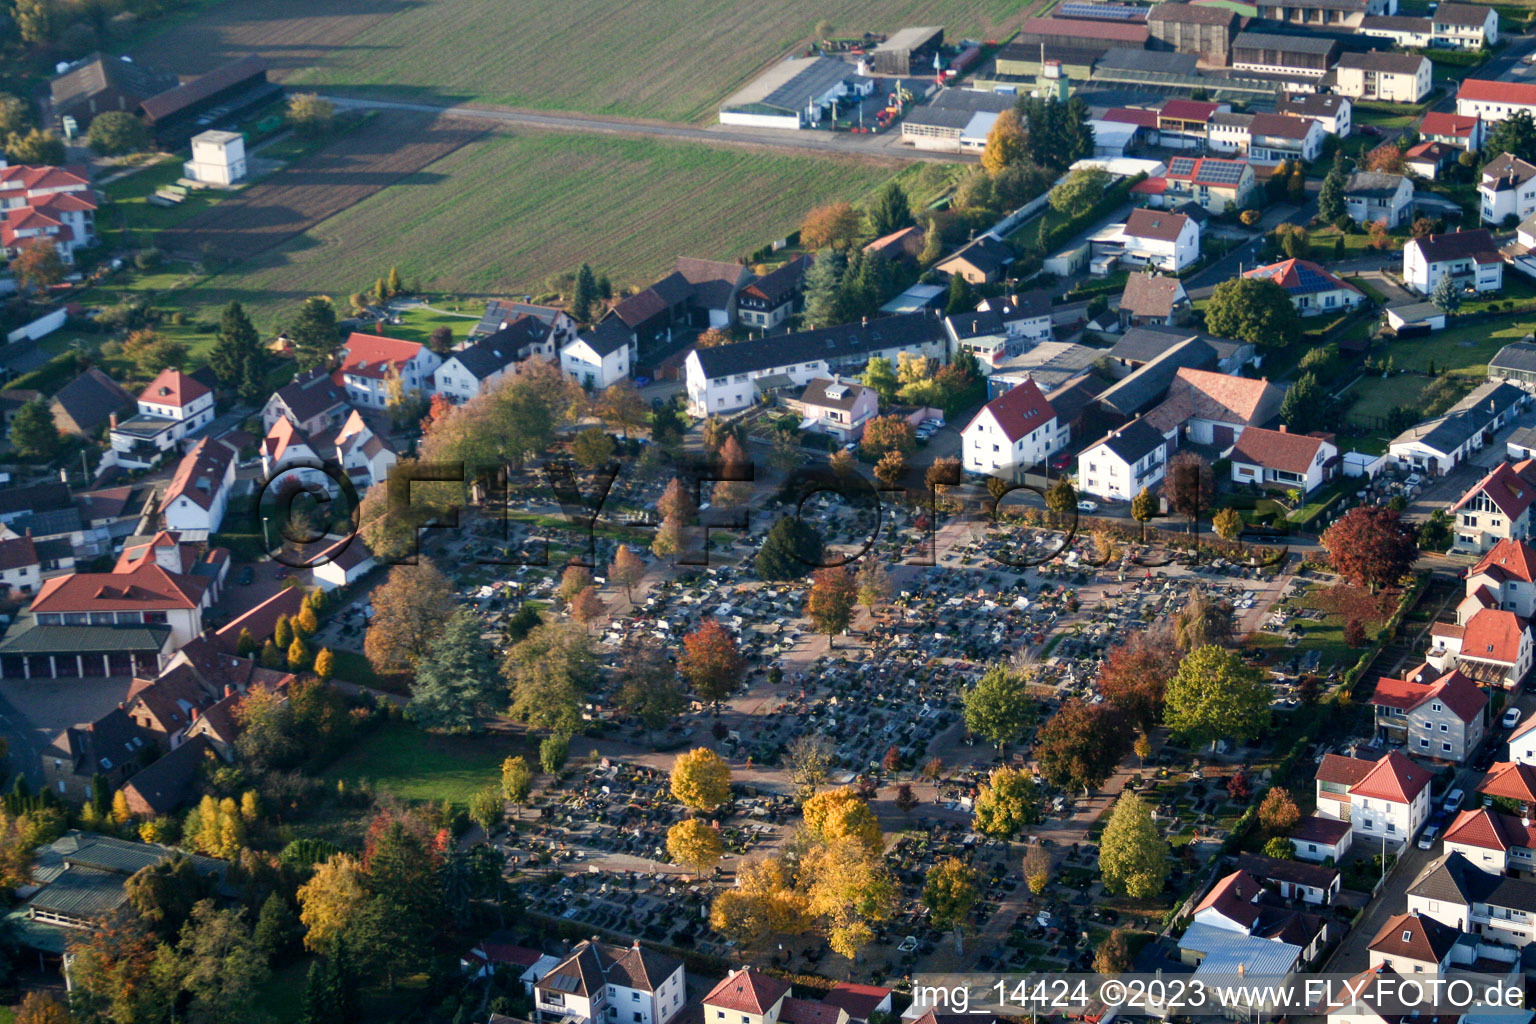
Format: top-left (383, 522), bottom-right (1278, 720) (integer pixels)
top-left (134, 248), bottom-right (162, 271)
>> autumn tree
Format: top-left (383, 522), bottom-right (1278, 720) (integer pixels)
top-left (364, 559), bottom-right (455, 673)
top-left (1099, 792), bottom-right (1169, 898)
top-left (860, 414), bottom-right (916, 458)
top-left (982, 109), bottom-right (1027, 174)
top-left (972, 766), bottom-right (1042, 840)
top-left (802, 788), bottom-right (882, 853)
top-left (1035, 699), bottom-right (1131, 795)
top-left (802, 202), bottom-right (863, 250)
top-left (713, 434), bottom-right (754, 507)
top-left (571, 427), bottom-right (616, 469)
top-left (287, 92), bottom-right (335, 136)
top-left (801, 838), bottom-right (896, 964)
top-left (709, 856), bottom-right (808, 949)
top-left (11, 238), bottom-right (65, 291)
top-left (1097, 632), bottom-right (1178, 733)
top-left (671, 748), bottom-right (732, 812)
top-left (1213, 507), bottom-right (1244, 543)
top-left (1364, 141), bottom-right (1407, 174)
top-left (504, 621), bottom-right (598, 736)
top-left (1259, 787), bottom-right (1301, 835)
top-left (1162, 452), bottom-right (1214, 526)
top-left (1095, 929), bottom-right (1133, 975)
top-left (856, 557), bottom-right (891, 618)
top-left (609, 544), bottom-right (646, 603)
top-left (1321, 505), bottom-right (1418, 591)
top-left (1131, 487), bottom-right (1158, 540)
top-left (678, 619), bottom-right (745, 713)
top-left (614, 638), bottom-right (687, 740)
top-left (1022, 843), bottom-right (1052, 894)
top-left (807, 566), bottom-right (857, 648)
top-left (1165, 645), bottom-right (1271, 751)
top-left (1174, 593), bottom-right (1234, 651)
top-left (784, 734), bottom-right (836, 798)
top-left (962, 662), bottom-right (1035, 751)
top-left (924, 857), bottom-right (982, 953)
top-left (873, 449), bottom-right (906, 490)
top-left (15, 992), bottom-right (72, 1024)
top-left (667, 818), bottom-right (724, 877)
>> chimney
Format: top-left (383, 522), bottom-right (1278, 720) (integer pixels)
top-left (190, 707), bottom-right (200, 721)
top-left (861, 316), bottom-right (868, 327)
top-left (109, 413), bottom-right (118, 429)
top-left (224, 684), bottom-right (234, 698)
top-left (1278, 425), bottom-right (1287, 433)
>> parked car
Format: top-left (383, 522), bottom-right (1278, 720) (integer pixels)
top-left (1076, 500), bottom-right (1098, 513)
top-left (1049, 453), bottom-right (1073, 472)
top-left (1442, 787), bottom-right (1465, 814)
top-left (842, 442), bottom-right (858, 452)
top-left (1418, 823), bottom-right (1441, 850)
top-left (1504, 707), bottom-right (1524, 729)
top-left (237, 566), bottom-right (254, 586)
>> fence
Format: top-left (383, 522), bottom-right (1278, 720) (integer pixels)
top-left (5, 308), bottom-right (66, 344)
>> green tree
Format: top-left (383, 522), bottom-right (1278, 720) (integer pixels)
top-left (1165, 645), bottom-right (1271, 751)
top-left (1318, 151), bottom-right (1348, 224)
top-left (1130, 487), bottom-right (1158, 539)
top-left (923, 857), bottom-right (982, 953)
top-left (868, 181), bottom-right (914, 235)
top-left (4, 128), bottom-right (65, 165)
top-left (540, 734), bottom-right (570, 773)
top-left (1049, 167), bottom-right (1111, 214)
top-left (1098, 792), bottom-right (1169, 898)
top-left (945, 272), bottom-right (976, 316)
top-left (468, 786), bottom-right (503, 835)
top-left (9, 399), bottom-right (59, 460)
top-left (1486, 111), bottom-right (1536, 166)
top-left (175, 900), bottom-right (272, 1024)
top-left (504, 621), bottom-right (597, 736)
top-left (501, 755), bottom-right (534, 815)
top-left (572, 263), bottom-right (599, 323)
top-left (1432, 273), bottom-right (1463, 313)
top-left (614, 640), bottom-right (688, 739)
top-left (571, 426), bottom-right (616, 469)
top-left (289, 297), bottom-right (340, 371)
top-left (756, 515), bottom-right (825, 581)
top-left (408, 607), bottom-right (504, 733)
top-left (1203, 277), bottom-right (1300, 348)
top-left (1279, 371), bottom-right (1330, 434)
top-left (962, 663), bottom-right (1035, 751)
top-left (919, 217), bottom-right (944, 266)
top-left (803, 248), bottom-right (847, 327)
top-left (1263, 836), bottom-right (1295, 859)
top-left (210, 301), bottom-right (267, 401)
top-left (253, 891), bottom-right (299, 964)
top-left (86, 111), bottom-right (149, 155)
top-left (860, 355), bottom-right (899, 405)
top-left (971, 766), bottom-right (1042, 839)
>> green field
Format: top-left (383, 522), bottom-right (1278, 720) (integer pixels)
top-left (168, 130), bottom-right (902, 331)
top-left (1387, 315), bottom-right (1536, 377)
top-left (281, 0), bottom-right (1035, 122)
top-left (321, 720), bottom-right (537, 807)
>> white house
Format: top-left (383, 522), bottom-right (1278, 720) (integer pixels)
top-left (1245, 113), bottom-right (1324, 164)
top-left (1244, 258), bottom-right (1365, 315)
top-left (1075, 418), bottom-right (1169, 502)
top-left (182, 130), bottom-right (247, 186)
top-left (1422, 110), bottom-right (1485, 152)
top-left (110, 369), bottom-right (217, 469)
top-left (561, 319), bottom-right (636, 391)
top-left (1408, 852), bottom-right (1536, 947)
top-left (1480, 153), bottom-right (1536, 226)
top-left (332, 411), bottom-right (396, 490)
top-left (1512, 713), bottom-right (1536, 766)
top-left (1228, 426), bottom-right (1338, 494)
top-left (0, 163), bottom-right (97, 265)
top-left (1277, 92), bottom-right (1351, 137)
top-left (262, 368), bottom-right (350, 435)
top-left (1463, 540), bottom-right (1536, 621)
top-left (1334, 52), bottom-right (1433, 103)
top-left (310, 535), bottom-right (376, 592)
top-left (1457, 79), bottom-right (1536, 126)
top-left (1290, 816), bottom-right (1353, 864)
top-left (1428, 607), bottom-right (1534, 689)
top-left (961, 377), bottom-right (1061, 482)
top-left (685, 314), bottom-right (947, 416)
top-left (1393, 383), bottom-right (1527, 479)
top-left (944, 294), bottom-right (1053, 375)
top-left (334, 332), bottom-right (442, 410)
top-left (159, 438), bottom-right (237, 533)
top-left (434, 318), bottom-right (552, 403)
top-left (1433, 3), bottom-right (1500, 49)
top-left (1314, 751), bottom-right (1433, 846)
top-left (1144, 367), bottom-right (1285, 448)
top-left (1344, 171), bottom-right (1415, 227)
top-left (1118, 208), bottom-right (1200, 272)
top-left (1403, 229), bottom-right (1504, 296)
top-left (534, 940), bottom-right (686, 1024)
top-left (1443, 807), bottom-right (1536, 874)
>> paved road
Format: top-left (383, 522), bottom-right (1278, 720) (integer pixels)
top-left (322, 95), bottom-right (972, 164)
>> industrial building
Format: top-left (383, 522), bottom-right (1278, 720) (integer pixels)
top-left (717, 56), bottom-right (873, 129)
top-left (868, 26), bottom-right (945, 75)
top-left (901, 89), bottom-right (1016, 153)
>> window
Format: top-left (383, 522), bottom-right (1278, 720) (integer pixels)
top-left (1432, 702), bottom-right (1442, 712)
top-left (1443, 742), bottom-right (1453, 752)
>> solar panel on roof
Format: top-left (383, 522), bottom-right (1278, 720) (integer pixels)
top-left (1196, 161), bottom-right (1246, 185)
top-left (1059, 2), bottom-right (1149, 19)
top-left (1169, 157), bottom-right (1197, 175)
top-left (547, 974), bottom-right (580, 993)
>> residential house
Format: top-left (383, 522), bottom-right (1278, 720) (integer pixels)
top-left (262, 367), bottom-right (349, 434)
top-left (261, 410), bottom-right (395, 495)
top-left (1180, 868), bottom-right (1326, 965)
top-left (1345, 171), bottom-right (1415, 227)
top-left (1406, 140), bottom-right (1460, 179)
top-left (44, 707), bottom-right (153, 799)
top-left (108, 369), bottom-right (217, 470)
top-left (1235, 852), bottom-right (1341, 906)
top-left (561, 319), bottom-right (636, 391)
top-left (1404, 229), bottom-right (1504, 296)
top-left (332, 411), bottom-right (396, 490)
top-left (48, 52), bottom-right (178, 129)
top-left (1157, 98), bottom-right (1225, 149)
top-left (702, 967), bottom-right (790, 1024)
top-left (462, 932), bottom-right (560, 987)
top-left (1367, 912), bottom-right (1462, 974)
top-left (675, 257), bottom-right (755, 329)
top-left (1476, 761), bottom-right (1536, 814)
top-left (1422, 110), bottom-right (1486, 152)
top-left (934, 235), bottom-right (1014, 284)
top-left (791, 377), bottom-right (879, 442)
top-left (473, 300), bottom-right (577, 348)
top-left (49, 368), bottom-right (133, 437)
top-left (944, 298), bottom-right (1052, 374)
top-left (1434, 3), bottom-right (1500, 49)
top-left (159, 438), bottom-right (237, 533)
top-left (974, 290), bottom-right (1053, 340)
top-left (534, 939), bottom-right (686, 1024)
top-left (309, 534), bottom-right (376, 593)
top-left (684, 314), bottom-right (947, 416)
top-left (1228, 426), bottom-right (1339, 494)
top-left (863, 228), bottom-right (924, 266)
top-left (1133, 156), bottom-right (1256, 214)
top-left (1230, 31), bottom-right (1338, 78)
top-left (1392, 383), bottom-right (1525, 479)
top-left (1144, 367), bottom-right (1285, 448)
top-left (1117, 208), bottom-right (1200, 271)
top-left (1457, 79), bottom-right (1536, 127)
top-left (1443, 807), bottom-right (1536, 873)
top-left (821, 985), bottom-right (893, 1024)
top-left (1103, 327), bottom-right (1252, 377)
top-left (1428, 607), bottom-right (1534, 688)
top-left (1358, 15), bottom-right (1435, 48)
top-left (1313, 750), bottom-right (1433, 845)
top-left (1291, 816), bottom-right (1353, 863)
top-left (118, 734), bottom-right (217, 816)
top-left (0, 164), bottom-right (98, 264)
top-left (737, 256), bottom-right (810, 329)
top-left (1207, 111), bottom-right (1257, 155)
top-left (1480, 153), bottom-right (1536, 226)
top-left (961, 377), bottom-right (1062, 482)
top-left (334, 332), bottom-right (441, 410)
top-left (1491, 341), bottom-right (1536, 391)
top-left (1075, 417), bottom-right (1169, 501)
top-left (433, 318), bottom-right (550, 403)
top-left (1334, 52), bottom-right (1433, 103)
top-left (1369, 664), bottom-right (1489, 763)
top-left (1277, 91), bottom-right (1351, 136)
top-left (1464, 540), bottom-right (1536, 619)
top-left (1245, 112), bottom-right (1325, 164)
top-left (1408, 852), bottom-right (1536, 946)
top-left (0, 535), bottom-right (41, 596)
top-left (1243, 258), bottom-right (1366, 316)
top-left (1511, 713), bottom-right (1536, 766)
top-left (1448, 455), bottom-right (1536, 552)
top-left (604, 274), bottom-right (693, 352)
top-left (1116, 272), bottom-right (1190, 328)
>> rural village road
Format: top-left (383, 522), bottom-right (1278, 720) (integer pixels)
top-left (321, 95), bottom-right (972, 163)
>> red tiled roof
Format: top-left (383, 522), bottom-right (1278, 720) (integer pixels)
top-left (1249, 113), bottom-right (1315, 140)
top-left (162, 438), bottom-right (235, 513)
top-left (1125, 208), bottom-right (1192, 243)
top-left (32, 563), bottom-right (205, 613)
top-left (1458, 608), bottom-right (1530, 665)
top-left (1167, 156), bottom-right (1251, 189)
top-left (0, 164), bottom-right (91, 192)
top-left (822, 983), bottom-right (892, 1021)
top-left (1103, 107), bottom-right (1160, 128)
top-left (1421, 111), bottom-right (1479, 138)
top-left (211, 586), bottom-right (307, 654)
top-left (1352, 750), bottom-right (1431, 803)
top-left (1131, 177), bottom-right (1168, 195)
top-left (338, 332), bottom-right (424, 380)
top-left (1369, 667), bottom-right (1486, 723)
top-left (704, 968), bottom-right (790, 1015)
top-left (1476, 762), bottom-right (1536, 804)
top-left (1444, 808), bottom-right (1513, 851)
top-left (968, 377), bottom-right (1055, 442)
top-left (779, 998), bottom-right (845, 1024)
top-left (1369, 912), bottom-right (1459, 965)
top-left (1229, 426), bottom-right (1331, 476)
top-left (1160, 99), bottom-right (1220, 124)
top-left (1191, 869), bottom-right (1263, 924)
top-left (1453, 460), bottom-right (1536, 520)
top-left (1470, 539), bottom-right (1536, 584)
top-left (1459, 79), bottom-right (1536, 106)
top-left (138, 368), bottom-right (209, 409)
top-left (1317, 753), bottom-right (1375, 787)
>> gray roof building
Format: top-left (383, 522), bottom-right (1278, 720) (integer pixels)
top-left (692, 314), bottom-right (946, 380)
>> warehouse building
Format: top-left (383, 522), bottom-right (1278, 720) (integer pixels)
top-left (718, 56), bottom-right (872, 129)
top-left (868, 26), bottom-right (945, 75)
top-left (901, 89), bottom-right (1016, 152)
top-left (1147, 3), bottom-right (1241, 65)
top-left (1230, 31), bottom-right (1338, 76)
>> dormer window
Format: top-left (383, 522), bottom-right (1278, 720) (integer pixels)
top-left (1403, 931), bottom-right (1413, 942)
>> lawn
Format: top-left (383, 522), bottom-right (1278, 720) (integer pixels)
top-left (321, 720), bottom-right (537, 808)
top-left (381, 304), bottom-right (483, 348)
top-left (164, 130), bottom-right (904, 332)
top-left (1385, 314), bottom-right (1536, 378)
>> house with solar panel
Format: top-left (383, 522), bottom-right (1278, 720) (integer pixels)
top-left (1243, 259), bottom-right (1365, 316)
top-left (717, 56), bottom-right (873, 130)
top-left (1131, 156), bottom-right (1256, 214)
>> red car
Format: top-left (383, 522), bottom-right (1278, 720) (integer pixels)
top-left (1049, 453), bottom-right (1073, 472)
